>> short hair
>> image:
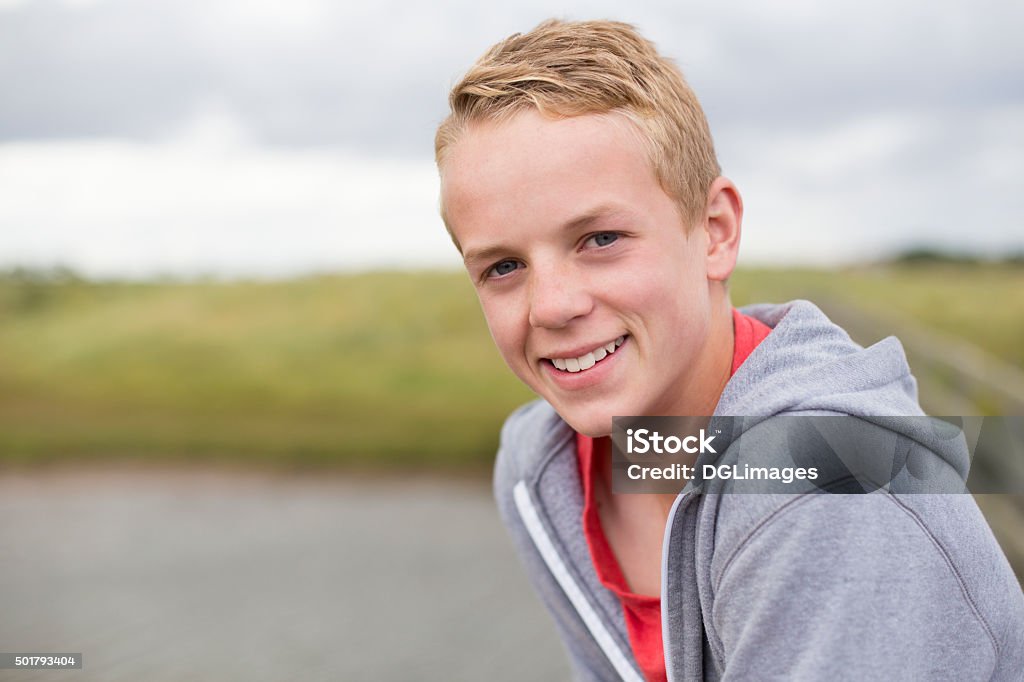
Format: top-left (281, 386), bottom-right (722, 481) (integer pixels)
top-left (435, 19), bottom-right (721, 230)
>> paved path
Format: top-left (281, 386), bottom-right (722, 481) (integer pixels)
top-left (0, 469), bottom-right (571, 681)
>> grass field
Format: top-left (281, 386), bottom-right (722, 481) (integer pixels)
top-left (729, 265), bottom-right (1024, 366)
top-left (1, 264), bottom-right (1021, 468)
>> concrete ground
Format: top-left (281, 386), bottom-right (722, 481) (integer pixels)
top-left (0, 468), bottom-right (571, 682)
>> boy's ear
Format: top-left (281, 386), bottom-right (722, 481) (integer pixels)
top-left (702, 177), bottom-right (743, 282)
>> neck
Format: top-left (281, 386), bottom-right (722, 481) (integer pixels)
top-left (673, 297), bottom-right (735, 417)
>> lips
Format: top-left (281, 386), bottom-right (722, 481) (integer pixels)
top-left (548, 335), bottom-right (627, 373)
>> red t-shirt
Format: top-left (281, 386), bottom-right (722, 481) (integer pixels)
top-left (576, 309), bottom-right (771, 681)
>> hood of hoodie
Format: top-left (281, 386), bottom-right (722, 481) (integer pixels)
top-left (721, 300), bottom-right (922, 417)
top-left (708, 300), bottom-right (969, 493)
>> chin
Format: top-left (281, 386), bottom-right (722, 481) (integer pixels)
top-left (553, 405), bottom-right (616, 438)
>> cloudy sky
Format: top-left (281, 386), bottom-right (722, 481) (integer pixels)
top-left (1, 0), bottom-right (1021, 278)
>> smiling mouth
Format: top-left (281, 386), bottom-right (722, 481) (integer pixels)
top-left (547, 335), bottom-right (627, 373)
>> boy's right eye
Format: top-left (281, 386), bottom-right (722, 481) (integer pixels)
top-left (487, 260), bottom-right (521, 279)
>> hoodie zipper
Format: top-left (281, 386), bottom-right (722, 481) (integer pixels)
top-left (513, 480), bottom-right (645, 682)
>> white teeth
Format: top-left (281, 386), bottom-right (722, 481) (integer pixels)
top-left (550, 335), bottom-right (627, 373)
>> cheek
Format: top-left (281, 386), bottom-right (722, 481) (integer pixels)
top-left (480, 298), bottom-right (525, 363)
top-left (608, 255), bottom-right (691, 314)
top-left (611, 255), bottom-right (710, 341)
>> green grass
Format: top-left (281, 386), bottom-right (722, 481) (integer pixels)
top-left (0, 271), bottom-right (534, 469)
top-left (729, 265), bottom-right (1024, 367)
top-left (0, 264), bottom-right (1020, 468)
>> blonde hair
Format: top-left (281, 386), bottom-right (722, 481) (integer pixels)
top-left (435, 19), bottom-right (721, 230)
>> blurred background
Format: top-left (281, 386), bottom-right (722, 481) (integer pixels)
top-left (1, 0), bottom-right (1022, 680)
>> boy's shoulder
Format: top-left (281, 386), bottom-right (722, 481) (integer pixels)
top-left (494, 399), bottom-right (569, 488)
top-left (722, 299), bottom-right (922, 417)
top-left (695, 488), bottom-right (1024, 679)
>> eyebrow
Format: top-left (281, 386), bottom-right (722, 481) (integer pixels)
top-left (461, 204), bottom-right (630, 269)
top-left (462, 244), bottom-right (514, 270)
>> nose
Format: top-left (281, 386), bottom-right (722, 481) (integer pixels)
top-left (527, 261), bottom-right (594, 329)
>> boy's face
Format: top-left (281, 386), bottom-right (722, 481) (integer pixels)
top-left (441, 110), bottom-right (723, 437)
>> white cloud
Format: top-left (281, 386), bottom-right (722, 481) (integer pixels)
top-left (0, 129), bottom-right (460, 278)
top-left (723, 104), bottom-right (1024, 264)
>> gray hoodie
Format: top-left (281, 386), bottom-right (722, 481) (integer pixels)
top-left (493, 300), bottom-right (1024, 681)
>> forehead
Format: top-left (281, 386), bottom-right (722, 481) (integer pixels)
top-left (440, 110), bottom-right (662, 244)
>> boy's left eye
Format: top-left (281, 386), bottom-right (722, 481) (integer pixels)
top-left (585, 232), bottom-right (619, 248)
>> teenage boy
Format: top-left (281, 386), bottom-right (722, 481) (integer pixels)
top-left (435, 19), bottom-right (1024, 681)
